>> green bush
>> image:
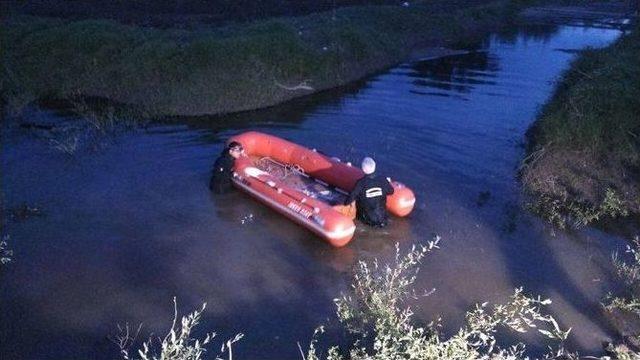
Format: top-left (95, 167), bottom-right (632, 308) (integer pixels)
top-left (303, 241), bottom-right (579, 360)
top-left (526, 187), bottom-right (629, 229)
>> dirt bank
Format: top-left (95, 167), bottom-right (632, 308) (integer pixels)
top-left (521, 9), bottom-right (639, 229)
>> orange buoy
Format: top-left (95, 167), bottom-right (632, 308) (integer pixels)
top-left (228, 131), bottom-right (416, 247)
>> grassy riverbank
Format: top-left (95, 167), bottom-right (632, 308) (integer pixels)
top-left (521, 23), bottom-right (640, 228)
top-left (1, 1), bottom-right (516, 116)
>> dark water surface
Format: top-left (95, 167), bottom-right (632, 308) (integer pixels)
top-left (1, 22), bottom-right (629, 359)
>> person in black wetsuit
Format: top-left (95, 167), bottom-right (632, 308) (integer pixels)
top-left (209, 141), bottom-right (243, 194)
top-left (344, 157), bottom-right (394, 227)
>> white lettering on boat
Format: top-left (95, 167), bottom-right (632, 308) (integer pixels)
top-left (287, 201), bottom-right (313, 218)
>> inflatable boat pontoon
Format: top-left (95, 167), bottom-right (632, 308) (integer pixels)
top-left (229, 131), bottom-right (415, 247)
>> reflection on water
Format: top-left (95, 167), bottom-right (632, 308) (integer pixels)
top-left (0, 22), bottom-right (629, 359)
top-left (399, 51), bottom-right (500, 96)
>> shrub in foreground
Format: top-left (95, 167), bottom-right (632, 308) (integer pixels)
top-left (304, 241), bottom-right (580, 360)
top-left (111, 240), bottom-right (640, 359)
top-left (113, 298), bottom-right (243, 360)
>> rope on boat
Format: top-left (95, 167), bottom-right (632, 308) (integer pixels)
top-left (255, 157), bottom-right (350, 197)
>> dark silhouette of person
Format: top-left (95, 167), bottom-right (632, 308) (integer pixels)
top-left (344, 157), bottom-right (394, 227)
top-left (209, 141), bottom-right (244, 194)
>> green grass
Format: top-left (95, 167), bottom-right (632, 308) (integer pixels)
top-left (1, 1), bottom-right (513, 116)
top-left (533, 26), bottom-right (640, 162)
top-left (522, 24), bottom-right (640, 228)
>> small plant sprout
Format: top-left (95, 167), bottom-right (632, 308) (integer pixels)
top-left (114, 298), bottom-right (243, 360)
top-left (576, 235), bottom-right (640, 358)
top-left (1, 235), bottom-right (13, 265)
top-left (50, 136), bottom-right (79, 155)
top-left (110, 323), bottom-right (143, 360)
top-left (605, 236), bottom-right (640, 317)
top-left (613, 237), bottom-right (640, 286)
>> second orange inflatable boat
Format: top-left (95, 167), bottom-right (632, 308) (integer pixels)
top-left (228, 131), bottom-right (416, 247)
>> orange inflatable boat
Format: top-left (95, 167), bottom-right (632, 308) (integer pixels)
top-left (228, 131), bottom-right (416, 247)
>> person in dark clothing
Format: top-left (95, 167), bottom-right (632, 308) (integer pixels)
top-left (209, 141), bottom-right (244, 194)
top-left (344, 157), bottom-right (394, 227)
